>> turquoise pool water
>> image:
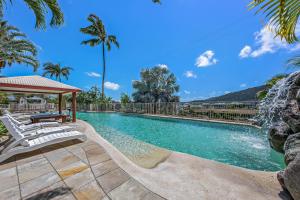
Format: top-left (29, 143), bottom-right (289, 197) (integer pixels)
top-left (78, 112), bottom-right (285, 171)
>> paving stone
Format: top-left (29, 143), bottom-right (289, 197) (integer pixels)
top-left (96, 168), bottom-right (130, 193)
top-left (20, 171), bottom-right (61, 198)
top-left (143, 192), bottom-right (166, 200)
top-left (86, 149), bottom-right (111, 166)
top-left (73, 180), bottom-right (106, 200)
top-left (82, 144), bottom-right (101, 152)
top-left (24, 181), bottom-right (73, 200)
top-left (92, 160), bottom-right (118, 177)
top-left (108, 179), bottom-right (149, 200)
top-left (66, 146), bottom-right (89, 164)
top-left (0, 158), bottom-right (16, 171)
top-left (80, 141), bottom-right (99, 150)
top-left (16, 150), bottom-right (43, 165)
top-left (45, 148), bottom-right (80, 170)
top-left (18, 158), bottom-right (54, 183)
top-left (0, 167), bottom-right (18, 192)
top-left (101, 196), bottom-right (110, 200)
top-left (0, 185), bottom-right (20, 200)
top-left (57, 160), bottom-right (89, 179)
top-left (64, 168), bottom-right (94, 190)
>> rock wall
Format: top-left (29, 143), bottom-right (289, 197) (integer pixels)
top-left (266, 72), bottom-right (300, 200)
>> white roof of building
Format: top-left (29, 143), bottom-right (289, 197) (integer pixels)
top-left (0, 75), bottom-right (80, 94)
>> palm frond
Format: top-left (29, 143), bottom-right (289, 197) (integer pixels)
top-left (249, 0), bottom-right (300, 43)
top-left (43, 0), bottom-right (64, 27)
top-left (81, 38), bottom-right (100, 46)
top-left (0, 20), bottom-right (39, 71)
top-left (23, 0), bottom-right (46, 28)
top-left (287, 55), bottom-right (300, 67)
top-left (1, 0), bottom-right (63, 28)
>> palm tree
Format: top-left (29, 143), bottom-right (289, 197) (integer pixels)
top-left (0, 20), bottom-right (38, 71)
top-left (80, 14), bottom-right (119, 99)
top-left (0, 0), bottom-right (64, 28)
top-left (42, 62), bottom-right (73, 82)
top-left (249, 0), bottom-right (300, 44)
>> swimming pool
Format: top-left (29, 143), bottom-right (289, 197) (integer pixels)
top-left (78, 112), bottom-right (285, 171)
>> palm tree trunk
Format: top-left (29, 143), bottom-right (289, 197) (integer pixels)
top-left (102, 43), bottom-right (106, 99)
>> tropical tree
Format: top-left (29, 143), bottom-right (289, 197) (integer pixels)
top-left (0, 20), bottom-right (38, 71)
top-left (0, 92), bottom-right (8, 104)
top-left (249, 0), bottom-right (300, 44)
top-left (42, 62), bottom-right (73, 82)
top-left (132, 66), bottom-right (180, 103)
top-left (0, 0), bottom-right (64, 28)
top-left (80, 14), bottom-right (119, 99)
top-left (120, 93), bottom-right (131, 105)
top-left (76, 86), bottom-right (112, 104)
top-left (257, 74), bottom-right (288, 100)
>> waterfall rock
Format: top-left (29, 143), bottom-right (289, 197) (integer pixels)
top-left (268, 122), bottom-right (293, 153)
top-left (296, 90), bottom-right (300, 100)
top-left (277, 171), bottom-right (286, 189)
top-left (283, 114), bottom-right (300, 133)
top-left (283, 153), bottom-right (300, 200)
top-left (284, 133), bottom-right (300, 165)
top-left (258, 71), bottom-right (300, 200)
top-left (294, 73), bottom-right (300, 86)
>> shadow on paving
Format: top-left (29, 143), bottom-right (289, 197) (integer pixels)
top-left (25, 187), bottom-right (72, 200)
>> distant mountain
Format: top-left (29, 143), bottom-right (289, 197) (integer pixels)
top-left (190, 85), bottom-right (268, 103)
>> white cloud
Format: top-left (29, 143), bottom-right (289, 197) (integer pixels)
top-left (184, 90), bottom-right (191, 95)
top-left (239, 45), bottom-right (252, 58)
top-left (224, 91), bottom-right (231, 94)
top-left (240, 25), bottom-right (300, 58)
top-left (157, 64), bottom-right (168, 69)
top-left (184, 70), bottom-right (197, 78)
top-left (195, 50), bottom-right (218, 67)
top-left (86, 72), bottom-right (101, 78)
top-left (104, 82), bottom-right (120, 90)
top-left (240, 83), bottom-right (247, 88)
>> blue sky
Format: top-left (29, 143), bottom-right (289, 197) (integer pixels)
top-left (2, 0), bottom-right (299, 101)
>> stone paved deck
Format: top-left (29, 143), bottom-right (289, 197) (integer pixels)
top-left (0, 125), bottom-right (165, 200)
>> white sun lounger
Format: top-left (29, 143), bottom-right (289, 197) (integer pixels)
top-left (1, 116), bottom-right (74, 138)
top-left (6, 114), bottom-right (60, 130)
top-left (3, 110), bottom-right (32, 121)
top-left (0, 117), bottom-right (87, 163)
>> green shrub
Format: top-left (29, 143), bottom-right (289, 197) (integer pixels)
top-left (0, 122), bottom-right (7, 136)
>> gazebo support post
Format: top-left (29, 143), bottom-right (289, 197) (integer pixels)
top-left (72, 92), bottom-right (77, 122)
top-left (58, 94), bottom-right (62, 114)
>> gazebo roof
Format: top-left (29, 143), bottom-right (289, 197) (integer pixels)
top-left (0, 75), bottom-right (81, 94)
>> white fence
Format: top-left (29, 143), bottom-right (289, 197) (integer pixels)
top-left (77, 102), bottom-right (258, 123)
top-left (0, 103), bottom-right (57, 112)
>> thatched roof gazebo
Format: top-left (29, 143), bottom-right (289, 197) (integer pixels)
top-left (0, 75), bottom-right (81, 122)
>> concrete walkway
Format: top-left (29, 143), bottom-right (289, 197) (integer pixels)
top-left (0, 123), bottom-right (164, 200)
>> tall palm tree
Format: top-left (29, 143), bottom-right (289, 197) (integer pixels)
top-left (80, 14), bottom-right (119, 99)
top-left (249, 0), bottom-right (300, 44)
top-left (0, 0), bottom-right (64, 28)
top-left (0, 20), bottom-right (38, 71)
top-left (42, 62), bottom-right (73, 82)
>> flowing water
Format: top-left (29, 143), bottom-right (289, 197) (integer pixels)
top-left (258, 72), bottom-right (299, 128)
top-left (78, 112), bottom-right (285, 171)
